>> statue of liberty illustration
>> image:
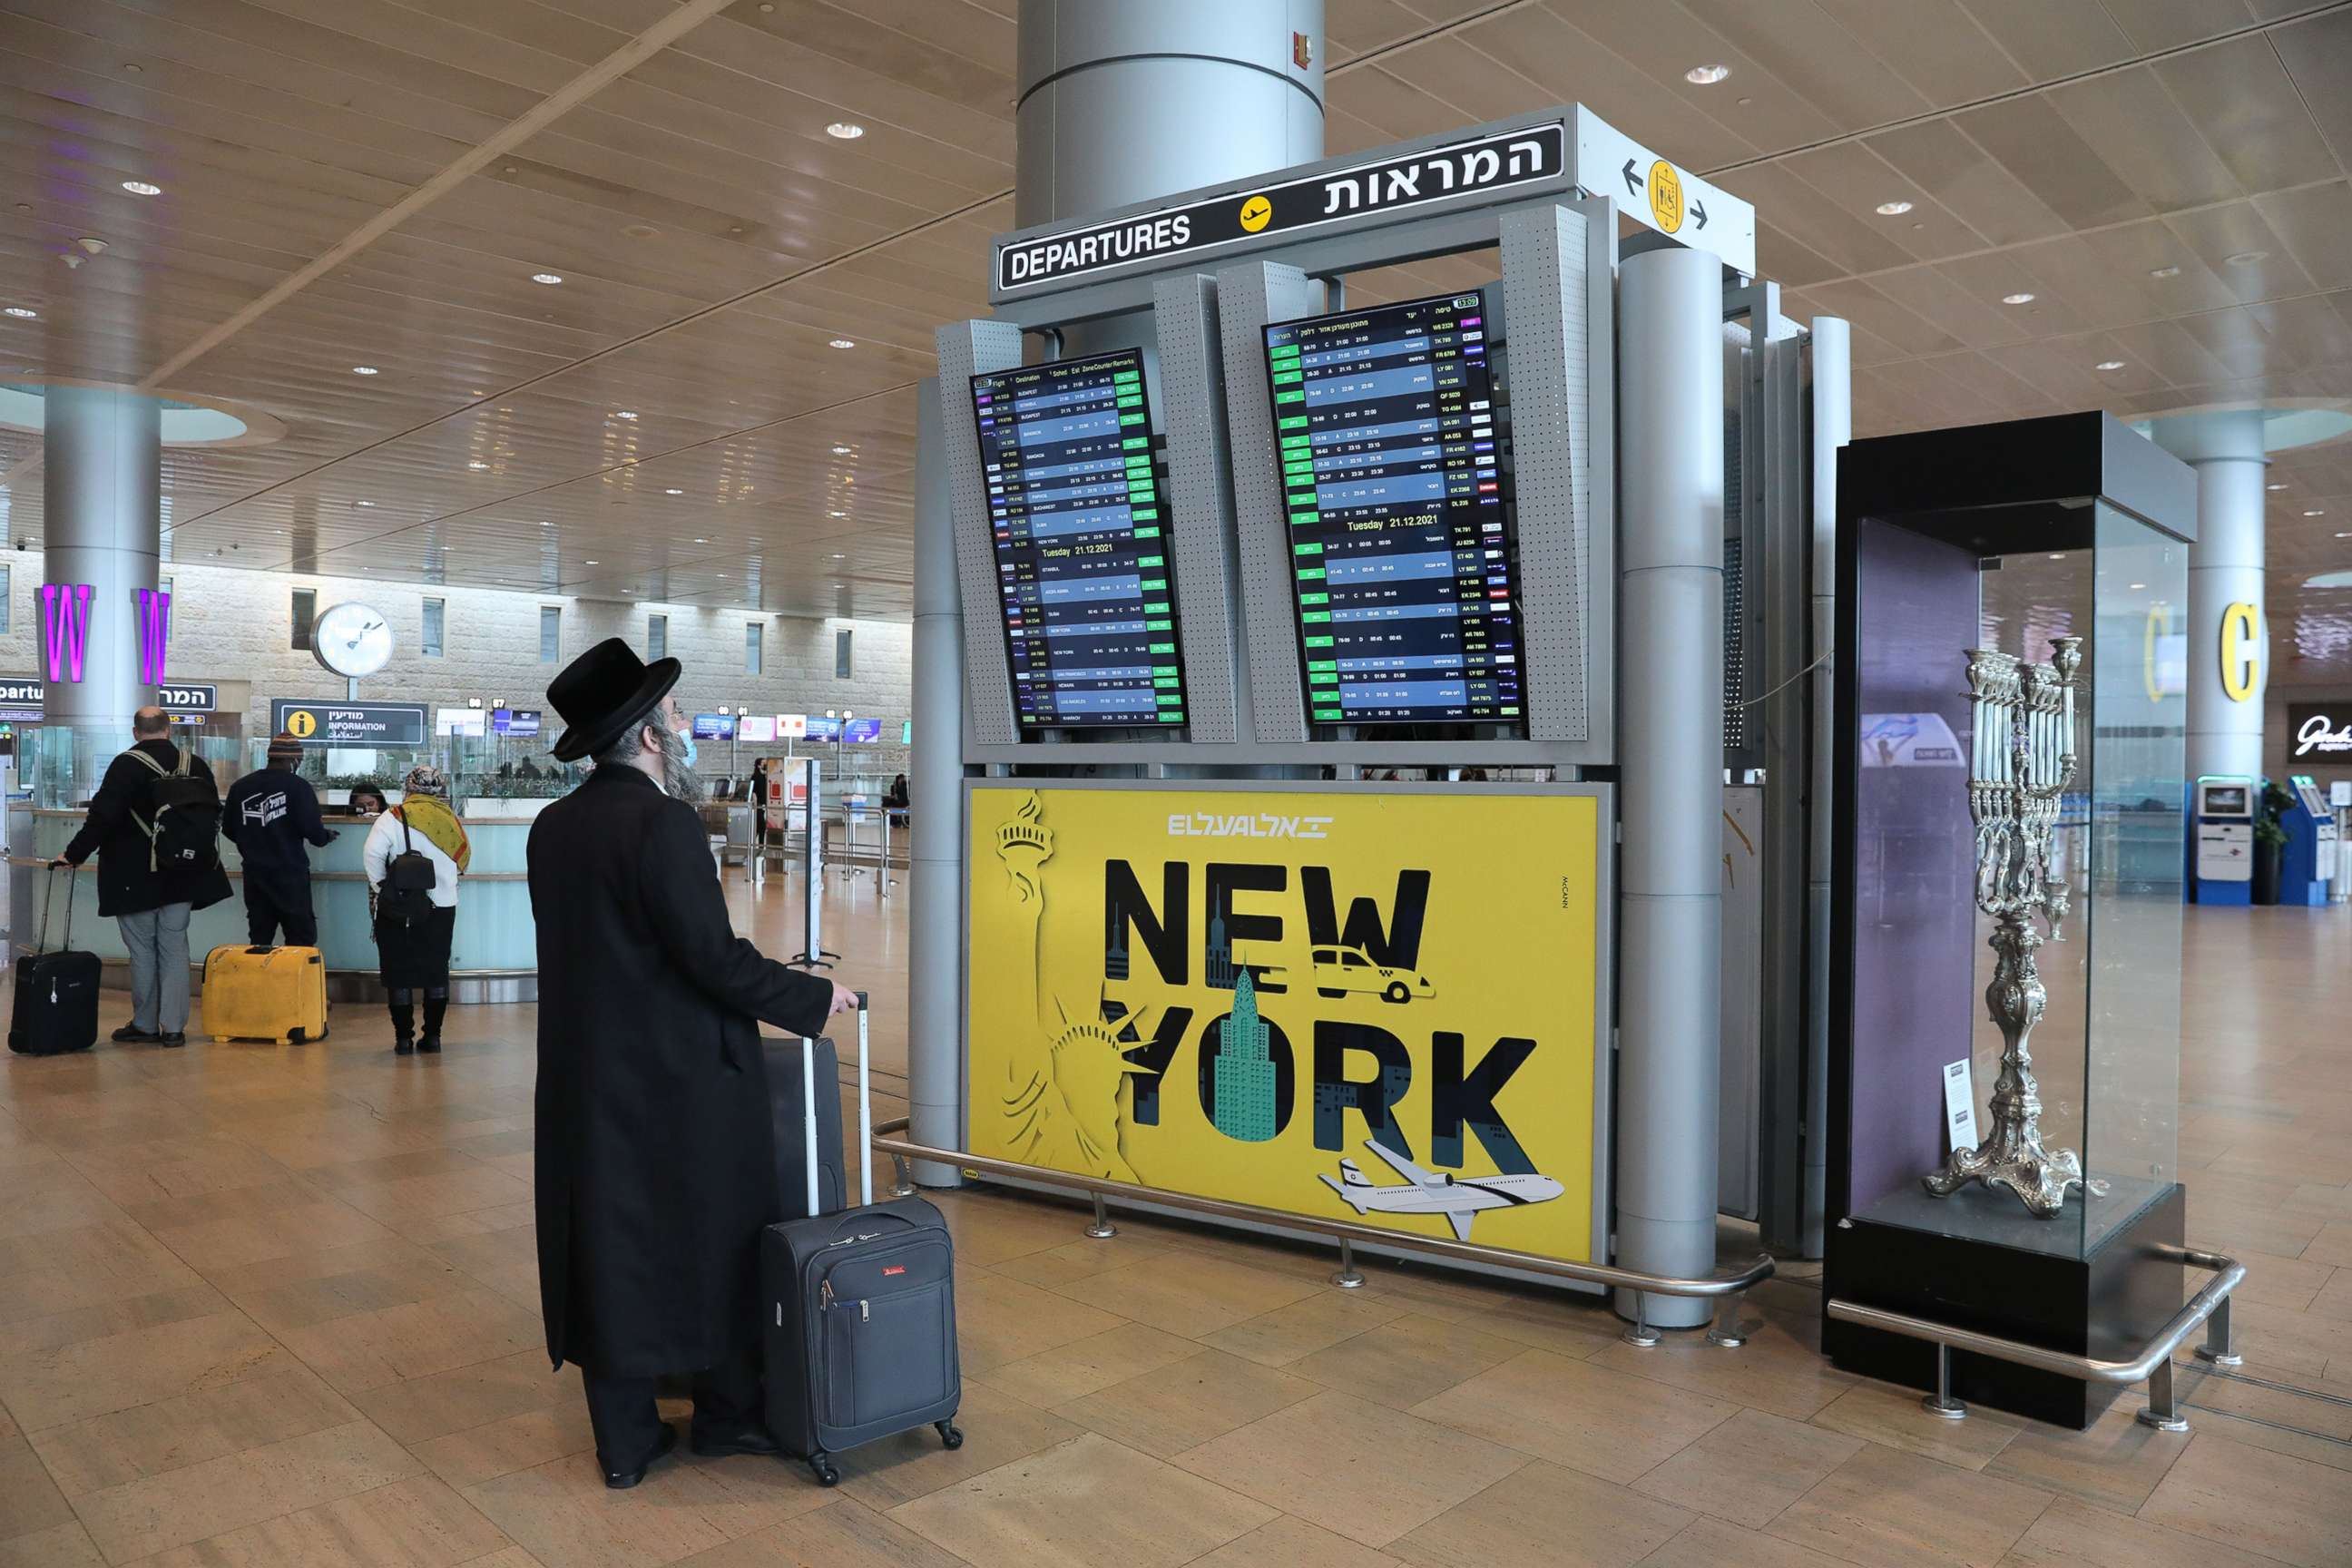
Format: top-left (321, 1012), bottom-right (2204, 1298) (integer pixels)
top-left (994, 792), bottom-right (1152, 1182)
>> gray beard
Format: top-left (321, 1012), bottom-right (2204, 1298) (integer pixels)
top-left (652, 724), bottom-right (706, 805)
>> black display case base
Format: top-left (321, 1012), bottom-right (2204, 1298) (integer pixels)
top-left (1824, 1181), bottom-right (2184, 1429)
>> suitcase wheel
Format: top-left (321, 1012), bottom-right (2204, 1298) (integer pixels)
top-left (936, 1420), bottom-right (964, 1451)
top-left (808, 1454), bottom-right (840, 1487)
top-left (288, 1027), bottom-right (306, 1045)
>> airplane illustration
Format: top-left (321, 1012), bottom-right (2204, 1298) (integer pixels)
top-left (1318, 1140), bottom-right (1563, 1241)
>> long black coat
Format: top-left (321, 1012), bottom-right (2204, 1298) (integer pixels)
top-left (528, 764), bottom-right (833, 1377)
top-left (61, 740), bottom-right (233, 917)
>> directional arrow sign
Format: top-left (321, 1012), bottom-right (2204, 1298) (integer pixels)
top-left (1575, 106), bottom-right (1754, 276)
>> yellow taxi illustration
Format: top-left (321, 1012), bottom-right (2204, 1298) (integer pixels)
top-left (1310, 944), bottom-right (1434, 1004)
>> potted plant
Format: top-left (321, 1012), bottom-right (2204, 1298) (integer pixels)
top-left (2251, 779), bottom-right (2292, 906)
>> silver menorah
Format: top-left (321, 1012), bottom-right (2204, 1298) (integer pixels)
top-left (1923, 635), bottom-right (2107, 1220)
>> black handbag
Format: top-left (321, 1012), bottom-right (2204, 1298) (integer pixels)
top-left (379, 812), bottom-right (437, 924)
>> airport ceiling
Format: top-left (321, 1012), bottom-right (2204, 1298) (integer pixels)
top-left (3, 0), bottom-right (2352, 675)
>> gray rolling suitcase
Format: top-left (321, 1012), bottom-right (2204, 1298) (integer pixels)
top-left (761, 992), bottom-right (963, 1486)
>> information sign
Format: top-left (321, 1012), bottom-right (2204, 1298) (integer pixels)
top-left (843, 718), bottom-right (884, 744)
top-left (691, 713), bottom-right (737, 740)
top-left (435, 710), bottom-right (486, 739)
top-left (777, 713), bottom-right (809, 740)
top-left (274, 700), bottom-right (428, 747)
top-left (490, 708), bottom-right (543, 738)
top-left (1263, 290), bottom-right (1524, 728)
top-left (971, 348), bottom-right (1187, 730)
top-left (737, 714), bottom-right (778, 743)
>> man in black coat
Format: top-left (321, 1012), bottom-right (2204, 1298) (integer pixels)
top-left (531, 639), bottom-right (855, 1490)
top-left (54, 707), bottom-right (231, 1046)
top-left (221, 730), bottom-right (337, 946)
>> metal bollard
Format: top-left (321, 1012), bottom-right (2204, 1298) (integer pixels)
top-left (1922, 1343), bottom-right (1966, 1420)
top-left (1084, 1193), bottom-right (1116, 1240)
top-left (2138, 1355), bottom-right (2189, 1433)
top-left (1331, 1235), bottom-right (1364, 1289)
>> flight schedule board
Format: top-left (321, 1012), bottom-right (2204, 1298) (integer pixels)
top-left (970, 349), bottom-right (1186, 730)
top-left (1263, 291), bottom-right (1524, 729)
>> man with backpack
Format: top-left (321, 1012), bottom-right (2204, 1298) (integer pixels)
top-left (221, 730), bottom-right (337, 946)
top-left (52, 707), bottom-right (231, 1047)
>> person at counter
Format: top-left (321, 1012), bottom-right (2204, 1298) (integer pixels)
top-left (50, 706), bottom-right (231, 1047)
top-left (222, 731), bottom-right (337, 947)
top-left (884, 772), bottom-right (909, 827)
top-left (346, 785), bottom-right (388, 818)
top-left (529, 638), bottom-right (856, 1489)
top-left (363, 765), bottom-right (470, 1056)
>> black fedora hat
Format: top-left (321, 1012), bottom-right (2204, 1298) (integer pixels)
top-left (548, 637), bottom-right (682, 760)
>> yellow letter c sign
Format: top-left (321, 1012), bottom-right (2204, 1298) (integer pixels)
top-left (2220, 602), bottom-right (2261, 702)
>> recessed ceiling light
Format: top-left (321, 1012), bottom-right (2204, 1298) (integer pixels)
top-left (121, 180), bottom-right (161, 196)
top-left (351, 365), bottom-right (378, 375)
top-left (828, 338), bottom-right (855, 349)
top-left (830, 553), bottom-right (847, 560)
top-left (717, 572), bottom-right (729, 578)
top-left (664, 488), bottom-right (683, 495)
top-left (828, 510), bottom-right (847, 518)
top-left (531, 271), bottom-right (564, 285)
top-left (2048, 553), bottom-right (2065, 560)
top-left (2224, 250), bottom-right (2268, 266)
top-left (2129, 583), bottom-right (2145, 590)
top-left (2095, 360), bottom-right (2126, 371)
top-left (538, 519), bottom-right (551, 526)
top-left (831, 445), bottom-right (853, 455)
top-left (2304, 509), bottom-right (2326, 516)
top-left (2150, 266), bottom-right (2181, 279)
top-left (2337, 530), bottom-right (2352, 538)
top-left (467, 460), bottom-right (488, 469)
top-left (2268, 482), bottom-right (2288, 490)
top-left (692, 536), bottom-right (708, 544)
top-left (614, 410), bottom-right (637, 420)
top-left (356, 500), bottom-right (375, 507)
top-left (1684, 64), bottom-right (1729, 84)
top-left (3, 307), bottom-right (34, 318)
top-left (2003, 293), bottom-right (2035, 305)
top-left (1874, 200), bottom-right (1913, 216)
top-left (825, 122), bottom-right (865, 140)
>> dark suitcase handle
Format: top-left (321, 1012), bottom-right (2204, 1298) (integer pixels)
top-left (36, 862), bottom-right (74, 957)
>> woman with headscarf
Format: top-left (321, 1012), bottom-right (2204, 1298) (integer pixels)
top-left (363, 765), bottom-right (471, 1054)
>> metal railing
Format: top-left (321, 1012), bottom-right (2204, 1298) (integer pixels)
top-left (1825, 1248), bottom-right (2244, 1431)
top-left (868, 1118), bottom-right (1774, 1348)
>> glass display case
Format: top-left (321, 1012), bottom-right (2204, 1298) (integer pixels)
top-left (1825, 412), bottom-right (2198, 1427)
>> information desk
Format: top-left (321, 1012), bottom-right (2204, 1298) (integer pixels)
top-left (9, 808), bottom-right (538, 1002)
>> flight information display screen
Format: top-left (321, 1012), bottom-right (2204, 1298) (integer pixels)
top-left (1263, 290), bottom-right (1523, 729)
top-left (970, 348), bottom-right (1186, 730)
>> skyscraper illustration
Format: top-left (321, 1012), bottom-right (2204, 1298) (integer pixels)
top-left (1212, 967), bottom-right (1277, 1142)
top-left (1204, 907), bottom-right (1234, 989)
top-left (1104, 899), bottom-right (1129, 981)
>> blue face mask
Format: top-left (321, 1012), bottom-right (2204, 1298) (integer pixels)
top-left (679, 729), bottom-right (697, 768)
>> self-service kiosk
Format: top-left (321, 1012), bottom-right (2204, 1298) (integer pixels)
top-left (2191, 775), bottom-right (2256, 905)
top-left (2279, 774), bottom-right (2337, 906)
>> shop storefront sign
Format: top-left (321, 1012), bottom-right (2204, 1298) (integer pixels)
top-left (38, 583), bottom-right (93, 682)
top-left (966, 785), bottom-right (1606, 1264)
top-left (2288, 704), bottom-right (2352, 760)
top-left (2220, 601), bottom-right (2262, 701)
top-left (273, 700), bottom-right (427, 747)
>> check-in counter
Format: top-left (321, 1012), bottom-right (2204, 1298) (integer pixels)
top-left (8, 804), bottom-right (540, 1001)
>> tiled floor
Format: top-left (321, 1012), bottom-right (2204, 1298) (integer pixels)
top-left (1, 872), bottom-right (2347, 1567)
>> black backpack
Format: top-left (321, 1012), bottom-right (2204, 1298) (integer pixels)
top-left (126, 747), bottom-right (220, 874)
top-left (378, 811), bottom-right (438, 924)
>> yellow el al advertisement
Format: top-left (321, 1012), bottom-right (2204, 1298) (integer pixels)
top-left (967, 784), bottom-right (1607, 1264)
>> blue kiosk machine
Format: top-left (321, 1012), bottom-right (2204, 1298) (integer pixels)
top-left (2190, 775), bottom-right (2255, 905)
top-left (2279, 774), bottom-right (2337, 906)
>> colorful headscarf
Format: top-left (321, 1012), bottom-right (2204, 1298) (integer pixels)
top-left (395, 770), bottom-right (470, 871)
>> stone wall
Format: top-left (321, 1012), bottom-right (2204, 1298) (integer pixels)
top-left (0, 550), bottom-right (911, 784)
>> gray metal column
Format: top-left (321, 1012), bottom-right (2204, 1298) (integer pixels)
top-left (1616, 248), bottom-right (1725, 1328)
top-left (909, 381), bottom-right (965, 1188)
top-left (1015, 0), bottom-right (1324, 228)
top-left (1803, 316), bottom-right (1850, 1259)
top-left (2153, 411), bottom-right (2268, 783)
top-left (43, 386), bottom-right (162, 738)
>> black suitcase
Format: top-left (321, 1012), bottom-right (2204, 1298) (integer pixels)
top-left (9, 867), bottom-right (100, 1056)
top-left (761, 992), bottom-right (963, 1486)
top-left (764, 1034), bottom-right (845, 1220)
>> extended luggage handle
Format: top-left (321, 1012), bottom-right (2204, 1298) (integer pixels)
top-left (803, 990), bottom-right (871, 1220)
top-left (36, 862), bottom-right (74, 957)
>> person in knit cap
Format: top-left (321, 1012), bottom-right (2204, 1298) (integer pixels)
top-left (221, 730), bottom-right (337, 946)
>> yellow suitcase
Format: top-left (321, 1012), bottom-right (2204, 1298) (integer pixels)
top-left (202, 945), bottom-right (329, 1044)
